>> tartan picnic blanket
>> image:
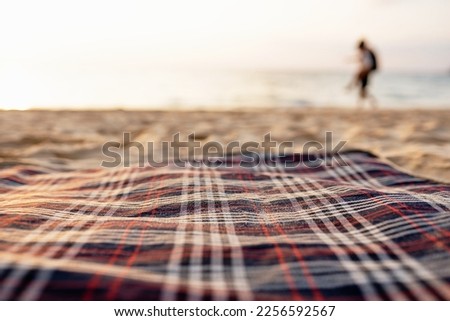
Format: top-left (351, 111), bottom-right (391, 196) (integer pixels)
top-left (0, 150), bottom-right (449, 301)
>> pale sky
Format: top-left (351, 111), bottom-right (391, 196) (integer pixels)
top-left (1, 0), bottom-right (449, 72)
top-left (0, 0), bottom-right (449, 108)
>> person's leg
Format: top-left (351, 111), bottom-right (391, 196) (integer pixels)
top-left (357, 73), bottom-right (368, 108)
top-left (359, 86), bottom-right (367, 99)
top-left (365, 72), bottom-right (378, 109)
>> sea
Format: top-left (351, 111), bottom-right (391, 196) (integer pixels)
top-left (2, 69), bottom-right (450, 109)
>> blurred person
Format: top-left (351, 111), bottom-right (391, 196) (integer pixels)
top-left (347, 39), bottom-right (378, 108)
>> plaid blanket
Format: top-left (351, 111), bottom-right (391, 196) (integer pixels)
top-left (0, 151), bottom-right (449, 300)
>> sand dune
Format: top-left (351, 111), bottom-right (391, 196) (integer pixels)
top-left (0, 108), bottom-right (449, 182)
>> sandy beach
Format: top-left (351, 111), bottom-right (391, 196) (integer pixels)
top-left (0, 108), bottom-right (449, 182)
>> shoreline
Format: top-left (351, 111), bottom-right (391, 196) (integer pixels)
top-left (3, 105), bottom-right (450, 112)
